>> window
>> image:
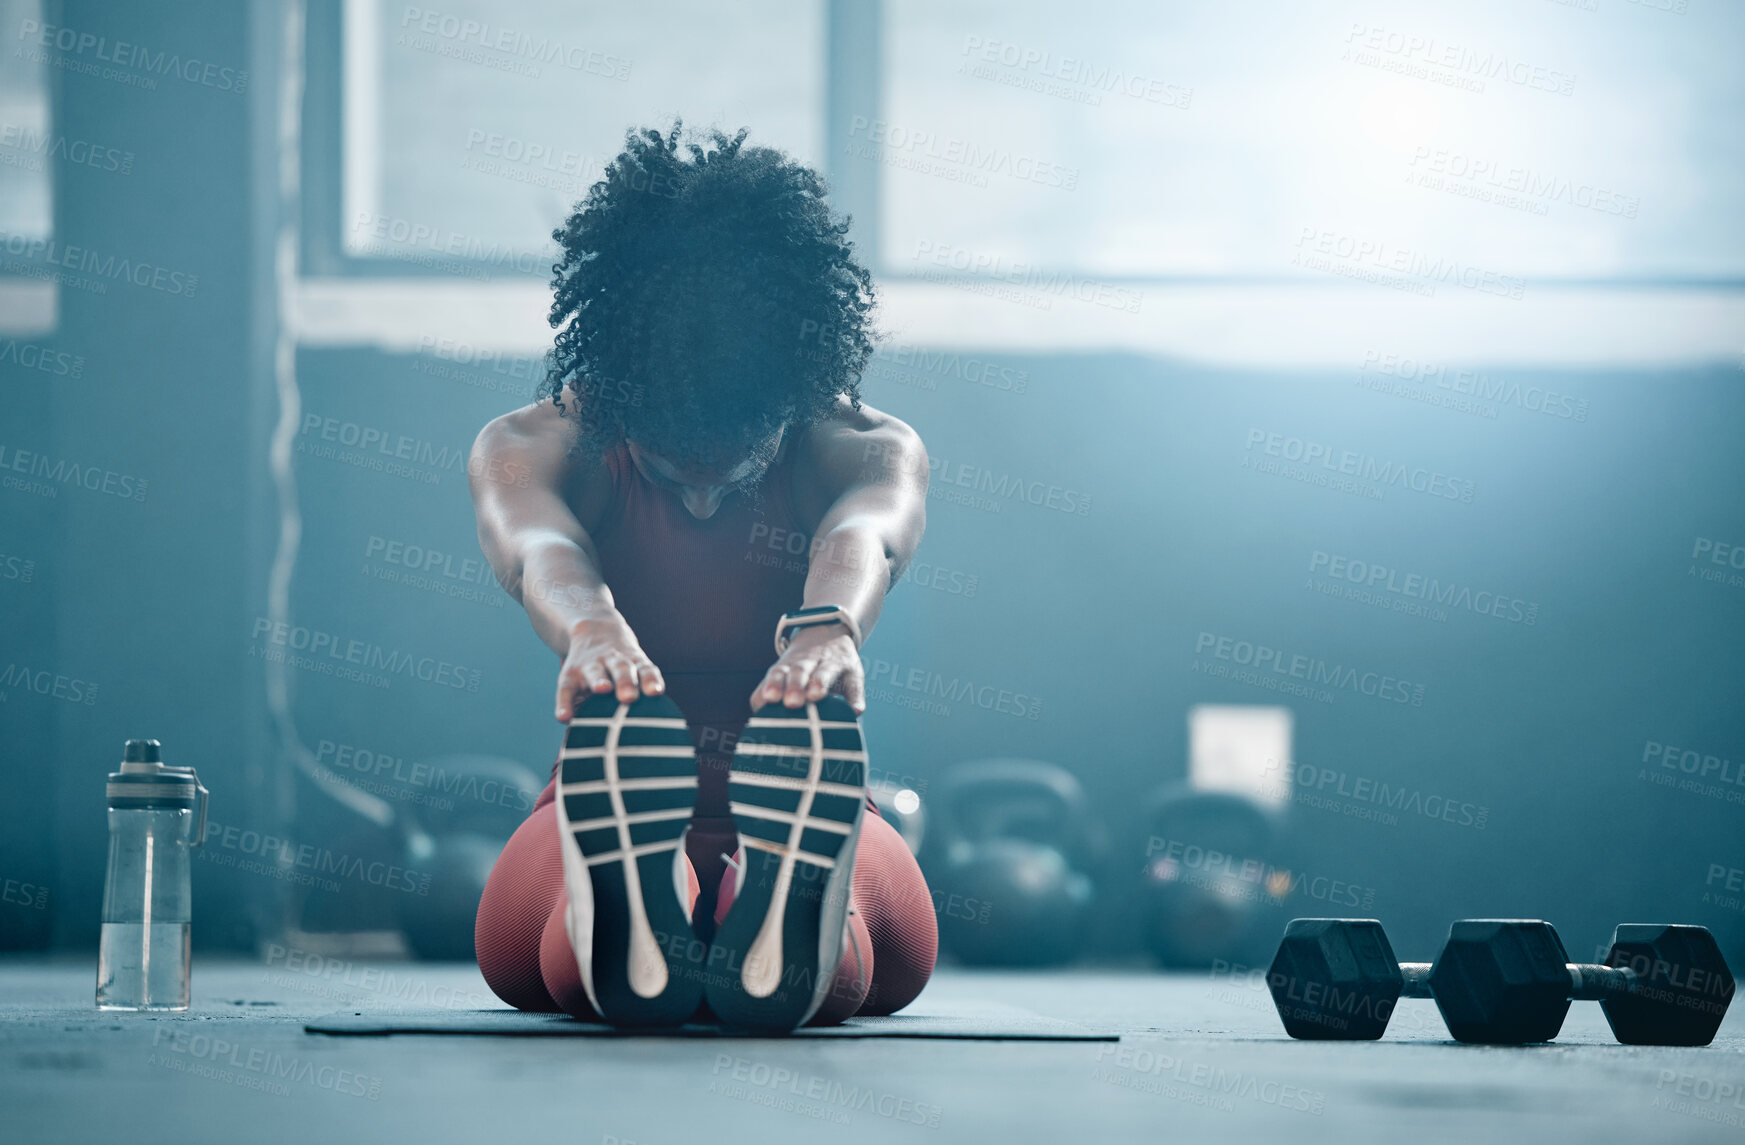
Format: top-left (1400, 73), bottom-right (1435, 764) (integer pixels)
top-left (298, 0), bottom-right (1743, 362)
top-left (0, 0), bottom-right (53, 333)
top-left (320, 0), bottom-right (824, 276)
top-left (883, 0), bottom-right (1745, 281)
top-left (0, 0), bottom-right (51, 243)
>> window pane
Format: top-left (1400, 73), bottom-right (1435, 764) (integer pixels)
top-left (346, 0), bottom-right (824, 264)
top-left (0, 0), bottom-right (52, 241)
top-left (885, 0), bottom-right (1745, 278)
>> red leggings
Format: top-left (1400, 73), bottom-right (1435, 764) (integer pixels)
top-left (475, 772), bottom-right (938, 1024)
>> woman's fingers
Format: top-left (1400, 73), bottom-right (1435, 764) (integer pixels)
top-left (749, 640), bottom-right (865, 712)
top-left (603, 654), bottom-right (642, 702)
top-left (753, 665), bottom-right (790, 708)
top-left (748, 641), bottom-right (866, 712)
top-left (557, 660), bottom-right (603, 721)
top-left (806, 659), bottom-right (840, 701)
top-left (560, 655), bottom-right (662, 721)
top-left (580, 659), bottom-right (615, 693)
top-left (840, 658), bottom-right (866, 714)
top-left (555, 673), bottom-right (577, 722)
top-left (783, 658), bottom-right (821, 707)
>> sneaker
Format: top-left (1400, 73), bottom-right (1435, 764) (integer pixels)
top-left (706, 695), bottom-right (867, 1030)
top-left (556, 692), bottom-right (705, 1025)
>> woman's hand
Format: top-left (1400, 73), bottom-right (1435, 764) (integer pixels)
top-left (749, 625), bottom-right (865, 714)
top-left (556, 613), bottom-right (665, 720)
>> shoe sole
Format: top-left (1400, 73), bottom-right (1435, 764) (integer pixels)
top-left (708, 696), bottom-right (866, 1031)
top-left (556, 692), bottom-right (704, 1026)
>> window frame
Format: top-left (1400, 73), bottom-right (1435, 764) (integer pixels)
top-left (299, 0), bottom-right (1744, 292)
top-left (299, 0), bottom-right (871, 280)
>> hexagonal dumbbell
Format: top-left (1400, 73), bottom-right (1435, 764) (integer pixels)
top-left (1267, 918), bottom-right (1735, 1045)
top-left (1600, 923), bottom-right (1737, 1044)
top-left (1265, 918), bottom-right (1413, 1039)
top-left (1432, 920), bottom-right (1736, 1046)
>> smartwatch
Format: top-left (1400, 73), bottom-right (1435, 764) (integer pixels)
top-left (774, 605), bottom-right (863, 655)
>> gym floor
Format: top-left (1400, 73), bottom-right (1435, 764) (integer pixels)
top-left (4, 957), bottom-right (1741, 1144)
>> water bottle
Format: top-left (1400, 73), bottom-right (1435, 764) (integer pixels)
top-left (96, 738), bottom-right (209, 1011)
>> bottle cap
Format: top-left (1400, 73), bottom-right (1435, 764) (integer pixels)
top-left (108, 739), bottom-right (210, 846)
top-left (124, 738), bottom-right (162, 764)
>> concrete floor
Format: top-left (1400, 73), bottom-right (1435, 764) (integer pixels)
top-left (4, 955), bottom-right (1743, 1144)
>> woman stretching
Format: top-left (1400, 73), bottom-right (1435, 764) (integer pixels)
top-left (469, 124), bottom-right (937, 1030)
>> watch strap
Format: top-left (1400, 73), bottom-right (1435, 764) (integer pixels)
top-left (774, 606), bottom-right (862, 655)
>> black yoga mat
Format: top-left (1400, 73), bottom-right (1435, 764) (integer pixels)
top-left (306, 999), bottom-right (1116, 1041)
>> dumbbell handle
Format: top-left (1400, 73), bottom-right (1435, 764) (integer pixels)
top-left (1399, 963), bottom-right (1434, 999)
top-left (1565, 963), bottom-right (1638, 1000)
top-left (1397, 960), bottom-right (1638, 1001)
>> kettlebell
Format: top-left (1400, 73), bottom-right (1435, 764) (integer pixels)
top-left (927, 759), bottom-right (1095, 967)
top-left (1138, 783), bottom-right (1280, 968)
top-left (392, 754), bottom-right (542, 961)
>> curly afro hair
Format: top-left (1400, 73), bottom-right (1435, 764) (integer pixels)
top-left (540, 122), bottom-right (878, 471)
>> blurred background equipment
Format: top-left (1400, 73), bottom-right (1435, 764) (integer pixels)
top-left (926, 759), bottom-right (1096, 966)
top-left (1138, 706), bottom-right (1291, 968)
top-left (285, 753), bottom-right (540, 961)
top-left (1139, 784), bottom-right (1282, 968)
top-left (869, 775), bottom-right (926, 856)
top-left (391, 755), bottom-right (541, 961)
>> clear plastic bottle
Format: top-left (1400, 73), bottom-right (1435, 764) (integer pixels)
top-left (96, 738), bottom-right (209, 1011)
